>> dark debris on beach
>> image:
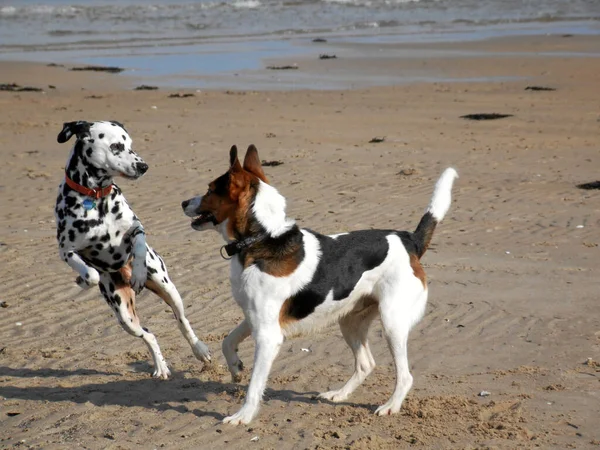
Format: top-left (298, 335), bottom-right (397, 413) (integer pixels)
top-left (70, 66), bottom-right (125, 74)
top-left (369, 137), bottom-right (385, 143)
top-left (266, 65), bottom-right (298, 70)
top-left (460, 113), bottom-right (513, 121)
top-left (168, 93), bottom-right (195, 98)
top-left (319, 54), bottom-right (337, 60)
top-left (134, 85), bottom-right (159, 91)
top-left (525, 86), bottom-right (556, 91)
top-left (312, 38), bottom-right (327, 43)
top-left (576, 181), bottom-right (600, 190)
top-left (0, 83), bottom-right (43, 92)
top-left (262, 160), bottom-right (284, 167)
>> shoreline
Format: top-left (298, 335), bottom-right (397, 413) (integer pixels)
top-left (1, 22), bottom-right (599, 91)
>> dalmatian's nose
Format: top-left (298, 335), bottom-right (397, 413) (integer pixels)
top-left (181, 200), bottom-right (189, 209)
top-left (135, 162), bottom-right (149, 175)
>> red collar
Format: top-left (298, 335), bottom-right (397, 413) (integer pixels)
top-left (65, 172), bottom-right (113, 199)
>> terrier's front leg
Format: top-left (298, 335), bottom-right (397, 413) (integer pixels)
top-left (222, 319), bottom-right (251, 382)
top-left (224, 326), bottom-right (283, 425)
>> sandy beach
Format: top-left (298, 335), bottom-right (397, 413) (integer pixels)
top-left (1, 33), bottom-right (600, 449)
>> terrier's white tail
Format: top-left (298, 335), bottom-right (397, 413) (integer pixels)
top-left (413, 168), bottom-right (458, 258)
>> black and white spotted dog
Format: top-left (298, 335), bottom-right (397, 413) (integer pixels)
top-left (55, 120), bottom-right (210, 378)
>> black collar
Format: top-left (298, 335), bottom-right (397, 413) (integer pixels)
top-left (220, 233), bottom-right (268, 260)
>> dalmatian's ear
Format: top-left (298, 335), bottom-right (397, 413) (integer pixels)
top-left (109, 120), bottom-right (127, 132)
top-left (57, 121), bottom-right (91, 144)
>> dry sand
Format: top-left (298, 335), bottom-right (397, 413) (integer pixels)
top-left (1, 35), bottom-right (599, 449)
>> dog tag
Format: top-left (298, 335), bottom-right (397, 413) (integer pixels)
top-left (82, 199), bottom-right (96, 210)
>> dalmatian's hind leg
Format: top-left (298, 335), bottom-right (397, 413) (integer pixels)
top-left (99, 269), bottom-right (171, 379)
top-left (145, 246), bottom-right (211, 363)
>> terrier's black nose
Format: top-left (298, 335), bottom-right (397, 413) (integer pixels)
top-left (181, 200), bottom-right (189, 209)
top-left (136, 162), bottom-right (149, 175)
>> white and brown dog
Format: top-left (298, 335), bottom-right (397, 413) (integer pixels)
top-left (182, 145), bottom-right (457, 425)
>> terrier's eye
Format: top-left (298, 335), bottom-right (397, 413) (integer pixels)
top-left (206, 188), bottom-right (213, 195)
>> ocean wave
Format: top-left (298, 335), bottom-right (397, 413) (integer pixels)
top-left (0, 4), bottom-right (81, 16)
top-left (323, 0), bottom-right (423, 5)
top-left (1, 0), bottom-right (599, 53)
top-left (0, 1), bottom-right (262, 18)
top-left (231, 0), bottom-right (262, 8)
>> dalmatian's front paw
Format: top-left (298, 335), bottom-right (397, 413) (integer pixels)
top-left (130, 262), bottom-right (147, 294)
top-left (192, 340), bottom-right (212, 363)
top-left (76, 268), bottom-right (100, 290)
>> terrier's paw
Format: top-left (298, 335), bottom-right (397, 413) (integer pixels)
top-left (318, 389), bottom-right (348, 403)
top-left (223, 404), bottom-right (257, 426)
top-left (375, 401), bottom-right (401, 416)
top-left (229, 360), bottom-right (244, 383)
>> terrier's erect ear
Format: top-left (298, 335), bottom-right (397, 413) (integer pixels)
top-left (57, 121), bottom-right (91, 144)
top-left (243, 145), bottom-right (268, 183)
top-left (229, 145), bottom-right (244, 177)
top-left (229, 145), bottom-right (239, 167)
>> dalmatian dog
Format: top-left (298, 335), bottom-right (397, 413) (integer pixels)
top-left (54, 120), bottom-right (211, 378)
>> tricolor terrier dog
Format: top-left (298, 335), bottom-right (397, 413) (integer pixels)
top-left (55, 120), bottom-right (210, 378)
top-left (182, 145), bottom-right (457, 425)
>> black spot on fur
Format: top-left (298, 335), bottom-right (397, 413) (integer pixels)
top-left (283, 230), bottom-right (391, 320)
top-left (99, 133), bottom-right (105, 139)
top-left (64, 195), bottom-right (77, 208)
top-left (72, 218), bottom-right (103, 234)
top-left (113, 253), bottom-right (122, 260)
top-left (110, 142), bottom-right (125, 155)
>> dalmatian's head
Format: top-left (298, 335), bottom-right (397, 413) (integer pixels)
top-left (57, 120), bottom-right (148, 180)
